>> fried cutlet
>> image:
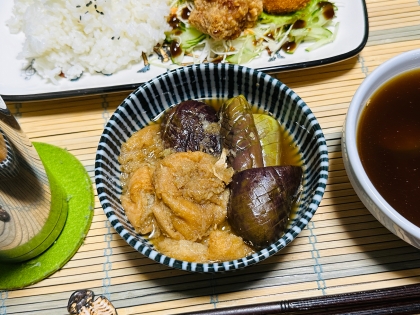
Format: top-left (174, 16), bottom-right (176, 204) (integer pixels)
top-left (263, 0), bottom-right (310, 14)
top-left (189, 0), bottom-right (263, 40)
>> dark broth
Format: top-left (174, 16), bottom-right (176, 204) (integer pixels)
top-left (357, 68), bottom-right (420, 226)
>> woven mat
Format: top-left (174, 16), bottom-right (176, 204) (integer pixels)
top-left (2, 0), bottom-right (420, 314)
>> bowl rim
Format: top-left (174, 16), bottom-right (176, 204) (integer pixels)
top-left (95, 63), bottom-right (329, 272)
top-left (344, 48), bottom-right (420, 239)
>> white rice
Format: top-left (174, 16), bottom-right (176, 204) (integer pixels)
top-left (7, 0), bottom-right (171, 83)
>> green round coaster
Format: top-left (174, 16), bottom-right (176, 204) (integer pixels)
top-left (0, 142), bottom-right (94, 290)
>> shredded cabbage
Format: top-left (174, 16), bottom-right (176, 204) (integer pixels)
top-left (165, 0), bottom-right (338, 66)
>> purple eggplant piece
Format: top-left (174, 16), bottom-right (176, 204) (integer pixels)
top-left (219, 95), bottom-right (264, 172)
top-left (161, 100), bottom-right (221, 156)
top-left (228, 165), bottom-right (303, 249)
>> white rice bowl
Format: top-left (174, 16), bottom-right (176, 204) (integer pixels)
top-left (6, 0), bottom-right (171, 83)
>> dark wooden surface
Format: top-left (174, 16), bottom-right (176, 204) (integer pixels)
top-left (183, 284), bottom-right (420, 314)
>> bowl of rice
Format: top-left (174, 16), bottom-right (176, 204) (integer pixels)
top-left (6, 0), bottom-right (171, 83)
top-left (94, 63), bottom-right (329, 272)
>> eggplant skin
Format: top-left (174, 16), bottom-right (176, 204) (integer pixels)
top-left (227, 165), bottom-right (303, 249)
top-left (219, 95), bottom-right (264, 172)
top-left (161, 100), bottom-right (221, 156)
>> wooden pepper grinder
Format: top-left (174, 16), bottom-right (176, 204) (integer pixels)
top-left (0, 96), bottom-right (68, 262)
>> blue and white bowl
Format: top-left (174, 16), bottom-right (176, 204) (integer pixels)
top-left (95, 64), bottom-right (329, 272)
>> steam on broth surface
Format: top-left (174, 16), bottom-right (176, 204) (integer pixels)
top-left (357, 68), bottom-right (420, 227)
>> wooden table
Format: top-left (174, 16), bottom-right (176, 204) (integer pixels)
top-left (2, 0), bottom-right (420, 314)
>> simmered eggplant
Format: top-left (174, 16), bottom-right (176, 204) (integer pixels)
top-left (161, 100), bottom-right (221, 155)
top-left (219, 95), bottom-right (264, 172)
top-left (253, 113), bottom-right (282, 167)
top-left (227, 165), bottom-right (303, 249)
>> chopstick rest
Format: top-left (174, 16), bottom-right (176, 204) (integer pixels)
top-left (68, 289), bottom-right (117, 315)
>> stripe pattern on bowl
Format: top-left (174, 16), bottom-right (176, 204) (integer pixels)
top-left (95, 63), bottom-right (329, 273)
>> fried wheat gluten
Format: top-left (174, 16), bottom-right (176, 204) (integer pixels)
top-left (263, 0), bottom-right (310, 14)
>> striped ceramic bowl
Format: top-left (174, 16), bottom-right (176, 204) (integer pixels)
top-left (95, 63), bottom-right (328, 272)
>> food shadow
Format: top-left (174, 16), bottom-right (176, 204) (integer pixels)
top-left (318, 155), bottom-right (420, 286)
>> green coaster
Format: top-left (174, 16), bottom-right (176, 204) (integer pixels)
top-left (0, 142), bottom-right (94, 290)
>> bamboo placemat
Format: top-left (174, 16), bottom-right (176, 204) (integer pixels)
top-left (1, 0), bottom-right (420, 314)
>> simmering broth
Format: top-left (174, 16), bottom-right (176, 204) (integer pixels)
top-left (357, 68), bottom-right (420, 227)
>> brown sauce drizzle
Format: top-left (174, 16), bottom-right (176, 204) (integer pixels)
top-left (318, 2), bottom-right (335, 20)
top-left (281, 41), bottom-right (296, 53)
top-left (170, 41), bottom-right (182, 58)
top-left (181, 7), bottom-right (191, 20)
top-left (167, 14), bottom-right (180, 29)
top-left (292, 20), bottom-right (306, 29)
top-left (266, 32), bottom-right (274, 39)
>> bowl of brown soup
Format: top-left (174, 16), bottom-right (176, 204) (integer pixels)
top-left (95, 63), bottom-right (329, 272)
top-left (342, 48), bottom-right (420, 248)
